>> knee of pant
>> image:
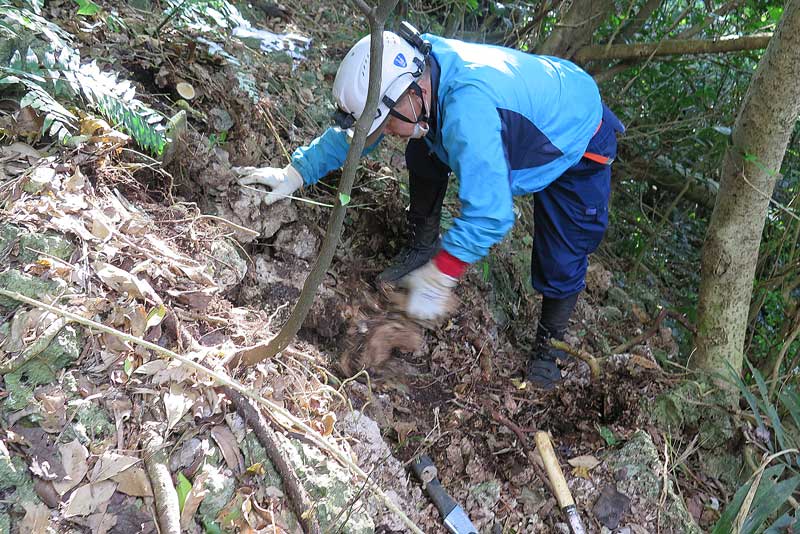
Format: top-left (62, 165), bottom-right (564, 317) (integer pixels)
top-left (531, 253), bottom-right (588, 298)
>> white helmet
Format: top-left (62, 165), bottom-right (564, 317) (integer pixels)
top-left (332, 31), bottom-right (427, 137)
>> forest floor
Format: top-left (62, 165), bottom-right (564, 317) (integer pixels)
top-left (0, 1), bottom-right (735, 533)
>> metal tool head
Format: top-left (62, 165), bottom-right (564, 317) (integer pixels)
top-left (564, 506), bottom-right (587, 534)
top-left (444, 506), bottom-right (479, 534)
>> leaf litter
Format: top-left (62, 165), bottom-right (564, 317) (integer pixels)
top-left (0, 1), bottom-right (692, 533)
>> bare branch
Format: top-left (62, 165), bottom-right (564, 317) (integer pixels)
top-left (575, 33), bottom-right (771, 62)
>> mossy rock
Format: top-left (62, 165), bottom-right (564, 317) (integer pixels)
top-left (64, 399), bottom-right (115, 443)
top-left (651, 382), bottom-right (734, 447)
top-left (0, 224), bottom-right (74, 264)
top-left (280, 435), bottom-right (374, 534)
top-left (609, 430), bottom-right (701, 533)
top-left (0, 453), bottom-right (40, 509)
top-left (3, 325), bottom-right (81, 412)
top-left (0, 269), bottom-right (65, 309)
top-left (198, 463), bottom-right (236, 527)
top-left (0, 511), bottom-right (9, 534)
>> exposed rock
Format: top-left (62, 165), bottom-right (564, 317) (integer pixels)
top-left (606, 287), bottom-right (633, 314)
top-left (0, 269), bottom-right (65, 309)
top-left (0, 449), bottom-right (40, 508)
top-left (0, 224), bottom-right (75, 264)
top-left (592, 485), bottom-right (631, 529)
top-left (210, 239), bottom-right (247, 291)
top-left (607, 430), bottom-right (701, 533)
top-left (3, 325), bottom-right (81, 412)
top-left (274, 224), bottom-right (318, 260)
top-left (279, 429), bottom-right (374, 533)
top-left (197, 463), bottom-right (236, 527)
top-left (338, 411), bottom-right (420, 532)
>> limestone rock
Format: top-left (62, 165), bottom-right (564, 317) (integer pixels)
top-left (210, 239), bottom-right (247, 291)
top-left (607, 430), bottom-right (701, 533)
top-left (0, 269), bottom-right (65, 309)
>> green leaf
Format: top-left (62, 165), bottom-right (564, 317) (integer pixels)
top-left (74, 0), bottom-right (101, 16)
top-left (748, 360), bottom-right (787, 452)
top-left (595, 424), bottom-right (618, 446)
top-left (123, 356), bottom-right (133, 377)
top-left (779, 388), bottom-right (800, 431)
top-left (741, 474), bottom-right (800, 533)
top-left (339, 193), bottom-right (351, 206)
top-left (145, 305), bottom-right (166, 329)
top-left (712, 465), bottom-right (786, 534)
top-left (176, 472), bottom-right (192, 513)
top-left (727, 362), bottom-right (765, 432)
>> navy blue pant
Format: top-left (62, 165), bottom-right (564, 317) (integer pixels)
top-left (406, 104), bottom-right (623, 298)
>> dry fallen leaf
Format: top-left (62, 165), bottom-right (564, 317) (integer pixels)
top-left (53, 439), bottom-right (89, 496)
top-left (210, 425), bottom-right (244, 473)
top-left (164, 383), bottom-right (194, 432)
top-left (321, 412), bottom-right (336, 437)
top-left (112, 466), bottom-right (153, 497)
top-left (63, 481), bottom-right (117, 517)
top-left (90, 451), bottom-right (140, 483)
top-left (93, 262), bottom-right (162, 303)
top-left (20, 502), bottom-right (50, 534)
top-left (567, 455), bottom-right (601, 470)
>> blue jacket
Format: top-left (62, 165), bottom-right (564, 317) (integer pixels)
top-left (290, 34), bottom-right (602, 264)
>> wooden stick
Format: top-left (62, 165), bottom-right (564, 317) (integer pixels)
top-left (225, 387), bottom-right (321, 534)
top-left (143, 428), bottom-right (180, 534)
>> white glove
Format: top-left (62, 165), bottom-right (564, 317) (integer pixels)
top-left (233, 165), bottom-right (304, 205)
top-left (405, 261), bottom-right (458, 321)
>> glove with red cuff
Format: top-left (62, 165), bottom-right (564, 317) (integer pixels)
top-left (405, 250), bottom-right (469, 321)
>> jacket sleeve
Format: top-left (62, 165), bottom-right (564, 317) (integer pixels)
top-left (440, 88), bottom-right (515, 264)
top-left (290, 127), bottom-right (382, 185)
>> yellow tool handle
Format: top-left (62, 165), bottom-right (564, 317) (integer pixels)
top-left (535, 431), bottom-right (575, 509)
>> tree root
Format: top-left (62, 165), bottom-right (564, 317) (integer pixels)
top-left (225, 387), bottom-right (321, 534)
top-left (143, 427), bottom-right (181, 534)
top-left (550, 339), bottom-right (602, 379)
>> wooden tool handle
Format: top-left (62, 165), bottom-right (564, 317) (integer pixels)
top-left (535, 431), bottom-right (575, 509)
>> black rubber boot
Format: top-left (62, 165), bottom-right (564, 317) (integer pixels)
top-left (377, 214), bottom-right (441, 284)
top-left (526, 293), bottom-right (579, 389)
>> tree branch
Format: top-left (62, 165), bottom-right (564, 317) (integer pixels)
top-left (575, 33), bottom-right (772, 62)
top-left (235, 0), bottom-right (399, 367)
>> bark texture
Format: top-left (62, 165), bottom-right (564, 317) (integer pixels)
top-left (537, 0), bottom-right (615, 58)
top-left (694, 0), bottom-right (800, 375)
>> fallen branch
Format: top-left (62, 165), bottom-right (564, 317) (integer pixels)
top-left (612, 308), bottom-right (695, 354)
top-left (225, 387), bottom-right (321, 534)
top-left (142, 427), bottom-right (181, 534)
top-left (549, 339), bottom-right (602, 379)
top-left (0, 289), bottom-right (424, 534)
top-left (0, 316), bottom-right (71, 375)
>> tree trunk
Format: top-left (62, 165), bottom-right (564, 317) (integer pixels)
top-left (574, 33), bottom-right (771, 62)
top-left (537, 0), bottom-right (615, 58)
top-left (693, 0), bottom-right (800, 376)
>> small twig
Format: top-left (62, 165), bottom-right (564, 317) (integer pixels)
top-left (612, 309), bottom-right (696, 354)
top-left (225, 387), bottom-right (321, 534)
top-left (142, 427), bottom-right (181, 534)
top-left (490, 410), bottom-right (555, 497)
